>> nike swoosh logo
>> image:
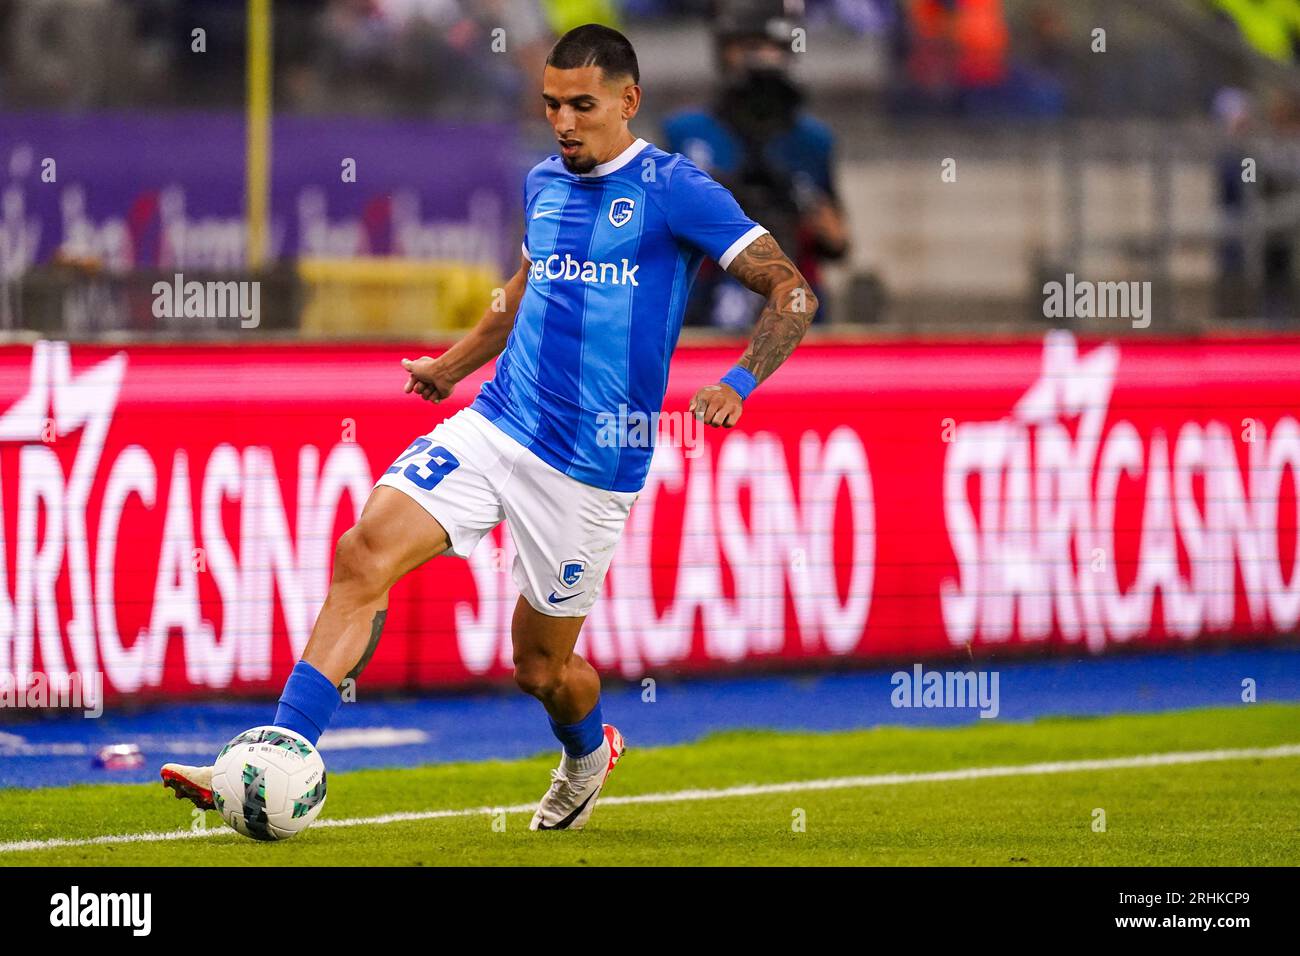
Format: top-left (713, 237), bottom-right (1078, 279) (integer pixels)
top-left (532, 208), bottom-right (561, 219)
top-left (535, 787), bottom-right (600, 830)
top-left (547, 591), bottom-right (583, 604)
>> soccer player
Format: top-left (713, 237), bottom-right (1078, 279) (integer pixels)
top-left (162, 23), bottom-right (818, 831)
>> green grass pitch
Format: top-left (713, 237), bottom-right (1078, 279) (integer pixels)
top-left (2, 703), bottom-right (1297, 866)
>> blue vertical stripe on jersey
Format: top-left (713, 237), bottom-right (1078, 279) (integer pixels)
top-left (612, 238), bottom-right (679, 490)
top-left (574, 183), bottom-right (645, 487)
top-left (528, 181), bottom-right (603, 473)
top-left (508, 179), bottom-right (574, 443)
top-left (662, 249), bottom-right (697, 396)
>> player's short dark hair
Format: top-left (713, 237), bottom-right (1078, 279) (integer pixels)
top-left (546, 23), bottom-right (639, 85)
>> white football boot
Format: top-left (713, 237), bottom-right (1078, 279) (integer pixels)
top-left (161, 763), bottom-right (216, 811)
top-left (529, 724), bottom-right (626, 831)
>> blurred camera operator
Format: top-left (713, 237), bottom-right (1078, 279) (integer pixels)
top-left (663, 0), bottom-right (849, 329)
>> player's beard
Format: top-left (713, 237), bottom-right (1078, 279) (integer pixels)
top-left (560, 148), bottom-right (598, 175)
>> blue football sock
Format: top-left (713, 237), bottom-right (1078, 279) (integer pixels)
top-left (272, 661), bottom-right (342, 747)
top-left (548, 698), bottom-right (605, 757)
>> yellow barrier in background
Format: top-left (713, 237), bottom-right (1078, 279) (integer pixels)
top-left (298, 258), bottom-right (502, 337)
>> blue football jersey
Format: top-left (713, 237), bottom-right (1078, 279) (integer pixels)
top-left (470, 137), bottom-right (767, 492)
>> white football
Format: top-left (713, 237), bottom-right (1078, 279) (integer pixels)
top-left (211, 726), bottom-right (327, 841)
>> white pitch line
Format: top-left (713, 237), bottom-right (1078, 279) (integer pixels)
top-left (2, 742), bottom-right (1297, 855)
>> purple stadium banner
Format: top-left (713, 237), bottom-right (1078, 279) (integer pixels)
top-left (0, 112), bottom-right (520, 276)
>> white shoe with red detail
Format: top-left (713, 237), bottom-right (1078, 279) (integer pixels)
top-left (161, 763), bottom-right (216, 811)
top-left (529, 724), bottom-right (626, 831)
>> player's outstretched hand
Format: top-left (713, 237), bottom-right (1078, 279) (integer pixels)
top-left (402, 356), bottom-right (455, 403)
top-left (689, 383), bottom-right (744, 428)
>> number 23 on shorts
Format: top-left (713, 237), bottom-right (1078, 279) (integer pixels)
top-left (385, 439), bottom-right (462, 491)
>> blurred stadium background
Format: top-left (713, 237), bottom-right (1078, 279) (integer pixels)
top-left (0, 0), bottom-right (1298, 863)
top-left (7, 0), bottom-right (1300, 335)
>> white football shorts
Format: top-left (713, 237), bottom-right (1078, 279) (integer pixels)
top-left (373, 406), bottom-right (637, 618)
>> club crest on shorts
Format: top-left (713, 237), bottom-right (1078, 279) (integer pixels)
top-left (559, 560), bottom-right (585, 589)
top-left (608, 198), bottom-right (635, 228)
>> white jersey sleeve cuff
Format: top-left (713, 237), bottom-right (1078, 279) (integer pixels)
top-left (522, 241), bottom-right (532, 262)
top-left (718, 225), bottom-right (769, 270)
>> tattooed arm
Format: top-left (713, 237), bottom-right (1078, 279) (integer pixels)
top-left (688, 233), bottom-right (819, 428)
